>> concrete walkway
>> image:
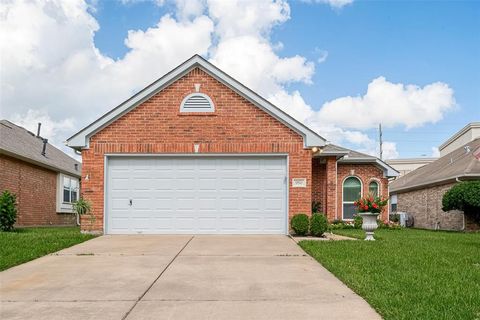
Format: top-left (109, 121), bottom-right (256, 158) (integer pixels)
top-left (0, 235), bottom-right (381, 320)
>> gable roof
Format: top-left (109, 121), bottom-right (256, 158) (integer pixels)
top-left (66, 55), bottom-right (326, 150)
top-left (0, 120), bottom-right (81, 177)
top-left (318, 144), bottom-right (399, 178)
top-left (390, 138), bottom-right (480, 193)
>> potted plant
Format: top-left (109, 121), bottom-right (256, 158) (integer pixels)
top-left (72, 198), bottom-right (92, 226)
top-left (354, 194), bottom-right (388, 241)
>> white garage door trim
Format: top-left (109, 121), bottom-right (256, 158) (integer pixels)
top-left (103, 154), bottom-right (289, 234)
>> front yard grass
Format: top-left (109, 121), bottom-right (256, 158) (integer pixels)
top-left (0, 227), bottom-right (96, 271)
top-left (299, 228), bottom-right (480, 320)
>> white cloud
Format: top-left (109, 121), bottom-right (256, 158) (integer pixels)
top-left (431, 147), bottom-right (440, 158)
top-left (316, 77), bottom-right (455, 130)
top-left (316, 49), bottom-right (329, 63)
top-left (0, 0), bottom-right (214, 157)
top-left (10, 110), bottom-right (75, 148)
top-left (302, 0), bottom-right (353, 9)
top-left (0, 0), bottom-right (455, 161)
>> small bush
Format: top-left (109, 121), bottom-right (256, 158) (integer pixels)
top-left (291, 214), bottom-right (309, 236)
top-left (0, 190), bottom-right (17, 231)
top-left (353, 215), bottom-right (363, 229)
top-left (328, 220), bottom-right (355, 230)
top-left (389, 213), bottom-right (400, 223)
top-left (310, 213), bottom-right (328, 237)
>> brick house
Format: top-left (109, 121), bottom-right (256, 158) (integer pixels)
top-left (390, 138), bottom-right (480, 231)
top-left (66, 55), bottom-right (398, 234)
top-left (0, 120), bottom-right (81, 226)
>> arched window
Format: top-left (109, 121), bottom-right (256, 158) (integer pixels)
top-left (180, 93), bottom-right (214, 113)
top-left (343, 177), bottom-right (362, 220)
top-left (369, 181), bottom-right (379, 197)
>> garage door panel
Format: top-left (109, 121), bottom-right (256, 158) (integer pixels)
top-left (107, 156), bottom-right (287, 234)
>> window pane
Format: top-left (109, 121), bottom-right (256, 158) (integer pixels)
top-left (369, 182), bottom-right (379, 197)
top-left (71, 179), bottom-right (78, 189)
top-left (63, 187), bottom-right (70, 203)
top-left (343, 177), bottom-right (361, 201)
top-left (63, 177), bottom-right (70, 188)
top-left (343, 204), bottom-right (356, 219)
top-left (71, 190), bottom-right (78, 202)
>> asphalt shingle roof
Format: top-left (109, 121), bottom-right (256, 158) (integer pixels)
top-left (0, 120), bottom-right (81, 177)
top-left (390, 138), bottom-right (480, 193)
top-left (323, 144), bottom-right (377, 159)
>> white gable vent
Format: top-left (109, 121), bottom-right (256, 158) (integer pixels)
top-left (180, 93), bottom-right (215, 113)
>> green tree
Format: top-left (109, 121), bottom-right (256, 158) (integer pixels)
top-left (442, 181), bottom-right (480, 224)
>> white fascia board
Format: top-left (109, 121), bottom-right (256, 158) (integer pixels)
top-left (339, 157), bottom-right (399, 178)
top-left (67, 55), bottom-right (325, 149)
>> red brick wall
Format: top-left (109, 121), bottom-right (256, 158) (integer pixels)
top-left (312, 160), bottom-right (389, 221)
top-left (312, 158), bottom-right (327, 213)
top-left (0, 154), bottom-right (75, 226)
top-left (81, 68), bottom-right (312, 232)
top-left (337, 163), bottom-right (389, 221)
top-left (396, 183), bottom-right (473, 231)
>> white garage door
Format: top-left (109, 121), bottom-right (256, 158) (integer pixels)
top-left (106, 156), bottom-right (287, 234)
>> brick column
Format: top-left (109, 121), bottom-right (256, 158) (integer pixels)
top-left (325, 156), bottom-right (337, 221)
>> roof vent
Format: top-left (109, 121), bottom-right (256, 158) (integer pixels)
top-left (180, 93), bottom-right (214, 113)
top-left (465, 146), bottom-right (471, 153)
top-left (41, 138), bottom-right (48, 156)
top-left (37, 122), bottom-right (42, 137)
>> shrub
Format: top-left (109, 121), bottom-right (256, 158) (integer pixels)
top-left (291, 214), bottom-right (309, 236)
top-left (310, 213), bottom-right (328, 237)
top-left (442, 181), bottom-right (480, 224)
top-left (389, 213), bottom-right (400, 223)
top-left (0, 190), bottom-right (17, 231)
top-left (353, 214), bottom-right (363, 229)
top-left (328, 220), bottom-right (355, 230)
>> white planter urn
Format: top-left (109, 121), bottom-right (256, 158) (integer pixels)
top-left (359, 212), bottom-right (379, 241)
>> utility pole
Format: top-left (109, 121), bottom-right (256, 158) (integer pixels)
top-left (379, 123), bottom-right (383, 160)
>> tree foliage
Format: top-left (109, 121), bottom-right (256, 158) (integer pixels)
top-left (442, 181), bottom-right (480, 223)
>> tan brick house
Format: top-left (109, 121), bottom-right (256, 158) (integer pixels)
top-left (67, 55), bottom-right (398, 234)
top-left (390, 138), bottom-right (480, 231)
top-left (0, 120), bottom-right (81, 226)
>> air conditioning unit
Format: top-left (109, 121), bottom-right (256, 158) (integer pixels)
top-left (398, 212), bottom-right (408, 227)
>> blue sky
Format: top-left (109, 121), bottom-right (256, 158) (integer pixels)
top-left (1, 0), bottom-right (479, 158)
top-left (91, 0), bottom-right (479, 157)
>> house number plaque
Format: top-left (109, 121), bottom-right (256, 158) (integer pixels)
top-left (292, 178), bottom-right (307, 188)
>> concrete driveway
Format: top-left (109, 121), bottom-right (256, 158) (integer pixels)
top-left (0, 235), bottom-right (380, 320)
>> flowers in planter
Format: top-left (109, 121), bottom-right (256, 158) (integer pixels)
top-left (354, 194), bottom-right (388, 213)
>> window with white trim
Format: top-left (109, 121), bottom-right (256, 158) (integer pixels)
top-left (343, 177), bottom-right (362, 220)
top-left (180, 93), bottom-right (214, 112)
top-left (62, 176), bottom-right (78, 204)
top-left (369, 181), bottom-right (379, 197)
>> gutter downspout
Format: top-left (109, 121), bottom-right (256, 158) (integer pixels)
top-left (335, 159), bottom-right (338, 220)
top-left (455, 177), bottom-right (466, 231)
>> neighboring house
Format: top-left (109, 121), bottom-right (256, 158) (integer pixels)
top-left (386, 158), bottom-right (437, 177)
top-left (66, 55), bottom-right (398, 235)
top-left (439, 122), bottom-right (480, 157)
top-left (390, 138), bottom-right (480, 231)
top-left (0, 120), bottom-right (81, 226)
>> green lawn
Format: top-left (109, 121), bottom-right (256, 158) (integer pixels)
top-left (299, 229), bottom-right (480, 320)
top-left (0, 227), bottom-right (96, 271)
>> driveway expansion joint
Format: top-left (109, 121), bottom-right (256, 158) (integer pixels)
top-left (121, 235), bottom-right (194, 320)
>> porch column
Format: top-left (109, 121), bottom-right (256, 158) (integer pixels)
top-left (325, 156), bottom-right (337, 221)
